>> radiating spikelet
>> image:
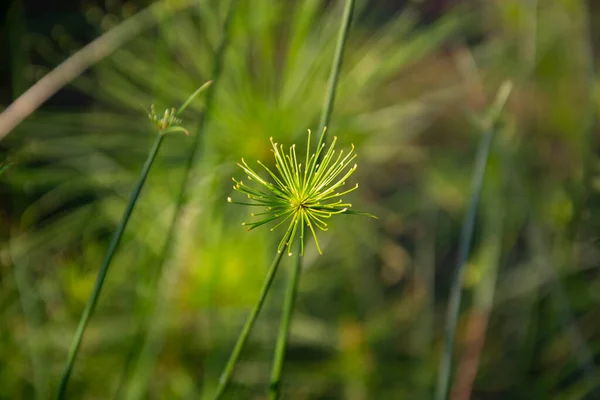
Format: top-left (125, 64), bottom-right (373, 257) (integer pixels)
top-left (228, 127), bottom-right (375, 255)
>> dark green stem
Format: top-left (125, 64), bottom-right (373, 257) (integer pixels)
top-left (213, 243), bottom-right (288, 400)
top-left (56, 132), bottom-right (164, 399)
top-left (434, 82), bottom-right (512, 400)
top-left (270, 0), bottom-right (356, 396)
top-left (317, 0), bottom-right (355, 140)
top-left (434, 120), bottom-right (493, 400)
top-left (268, 241), bottom-right (302, 400)
top-left (121, 1), bottom-right (237, 396)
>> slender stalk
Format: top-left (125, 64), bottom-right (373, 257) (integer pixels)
top-left (268, 0), bottom-right (356, 397)
top-left (268, 241), bottom-right (302, 400)
top-left (121, 1), bottom-right (238, 398)
top-left (56, 132), bottom-right (164, 399)
top-left (450, 205), bottom-right (503, 400)
top-left (434, 81), bottom-right (512, 400)
top-left (213, 241), bottom-right (289, 400)
top-left (317, 0), bottom-right (355, 139)
top-left (434, 122), bottom-right (491, 400)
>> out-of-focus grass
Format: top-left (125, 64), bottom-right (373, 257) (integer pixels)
top-left (1, 0), bottom-right (600, 398)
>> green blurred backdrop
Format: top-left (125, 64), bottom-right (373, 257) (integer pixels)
top-left (1, 0), bottom-right (600, 398)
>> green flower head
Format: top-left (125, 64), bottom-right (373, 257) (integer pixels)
top-left (147, 104), bottom-right (189, 136)
top-left (228, 127), bottom-right (374, 256)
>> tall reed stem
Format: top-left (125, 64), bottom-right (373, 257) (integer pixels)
top-left (57, 132), bottom-right (164, 399)
top-left (268, 242), bottom-right (302, 400)
top-left (213, 241), bottom-right (289, 400)
top-left (268, 0), bottom-right (356, 398)
top-left (434, 81), bottom-right (512, 400)
top-left (318, 0), bottom-right (355, 138)
top-left (121, 1), bottom-right (237, 396)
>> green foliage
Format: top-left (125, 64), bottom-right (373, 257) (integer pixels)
top-left (2, 0), bottom-right (600, 399)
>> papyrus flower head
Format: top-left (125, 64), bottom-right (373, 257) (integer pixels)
top-left (228, 128), bottom-right (374, 256)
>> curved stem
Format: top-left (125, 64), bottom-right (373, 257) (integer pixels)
top-left (268, 241), bottom-right (302, 400)
top-left (213, 242), bottom-right (289, 400)
top-left (56, 132), bottom-right (164, 399)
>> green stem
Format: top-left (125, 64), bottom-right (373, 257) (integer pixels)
top-left (317, 0), bottom-right (355, 139)
top-left (121, 1), bottom-right (238, 397)
top-left (268, 241), bottom-right (302, 400)
top-left (267, 0), bottom-right (356, 396)
top-left (434, 120), bottom-right (493, 400)
top-left (56, 132), bottom-right (164, 399)
top-left (213, 243), bottom-right (288, 400)
top-left (434, 82), bottom-right (512, 400)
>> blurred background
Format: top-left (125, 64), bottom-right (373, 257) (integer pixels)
top-left (1, 0), bottom-right (600, 398)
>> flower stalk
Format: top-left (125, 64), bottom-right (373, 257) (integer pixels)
top-left (217, 126), bottom-right (372, 399)
top-left (212, 235), bottom-right (290, 400)
top-left (268, 0), bottom-right (357, 398)
top-left (218, 0), bottom-right (362, 397)
top-left (268, 240), bottom-right (302, 400)
top-left (56, 81), bottom-right (211, 399)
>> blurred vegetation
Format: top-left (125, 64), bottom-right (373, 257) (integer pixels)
top-left (1, 0), bottom-right (600, 398)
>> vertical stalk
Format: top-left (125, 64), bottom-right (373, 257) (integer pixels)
top-left (434, 82), bottom-right (512, 400)
top-left (450, 205), bottom-right (503, 400)
top-left (434, 118), bottom-right (492, 400)
top-left (317, 0), bottom-right (355, 138)
top-left (57, 132), bottom-right (164, 399)
top-left (434, 130), bottom-right (491, 400)
top-left (122, 0), bottom-right (238, 396)
top-left (268, 241), bottom-right (302, 400)
top-left (213, 241), bottom-right (289, 400)
top-left (268, 0), bottom-right (356, 398)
